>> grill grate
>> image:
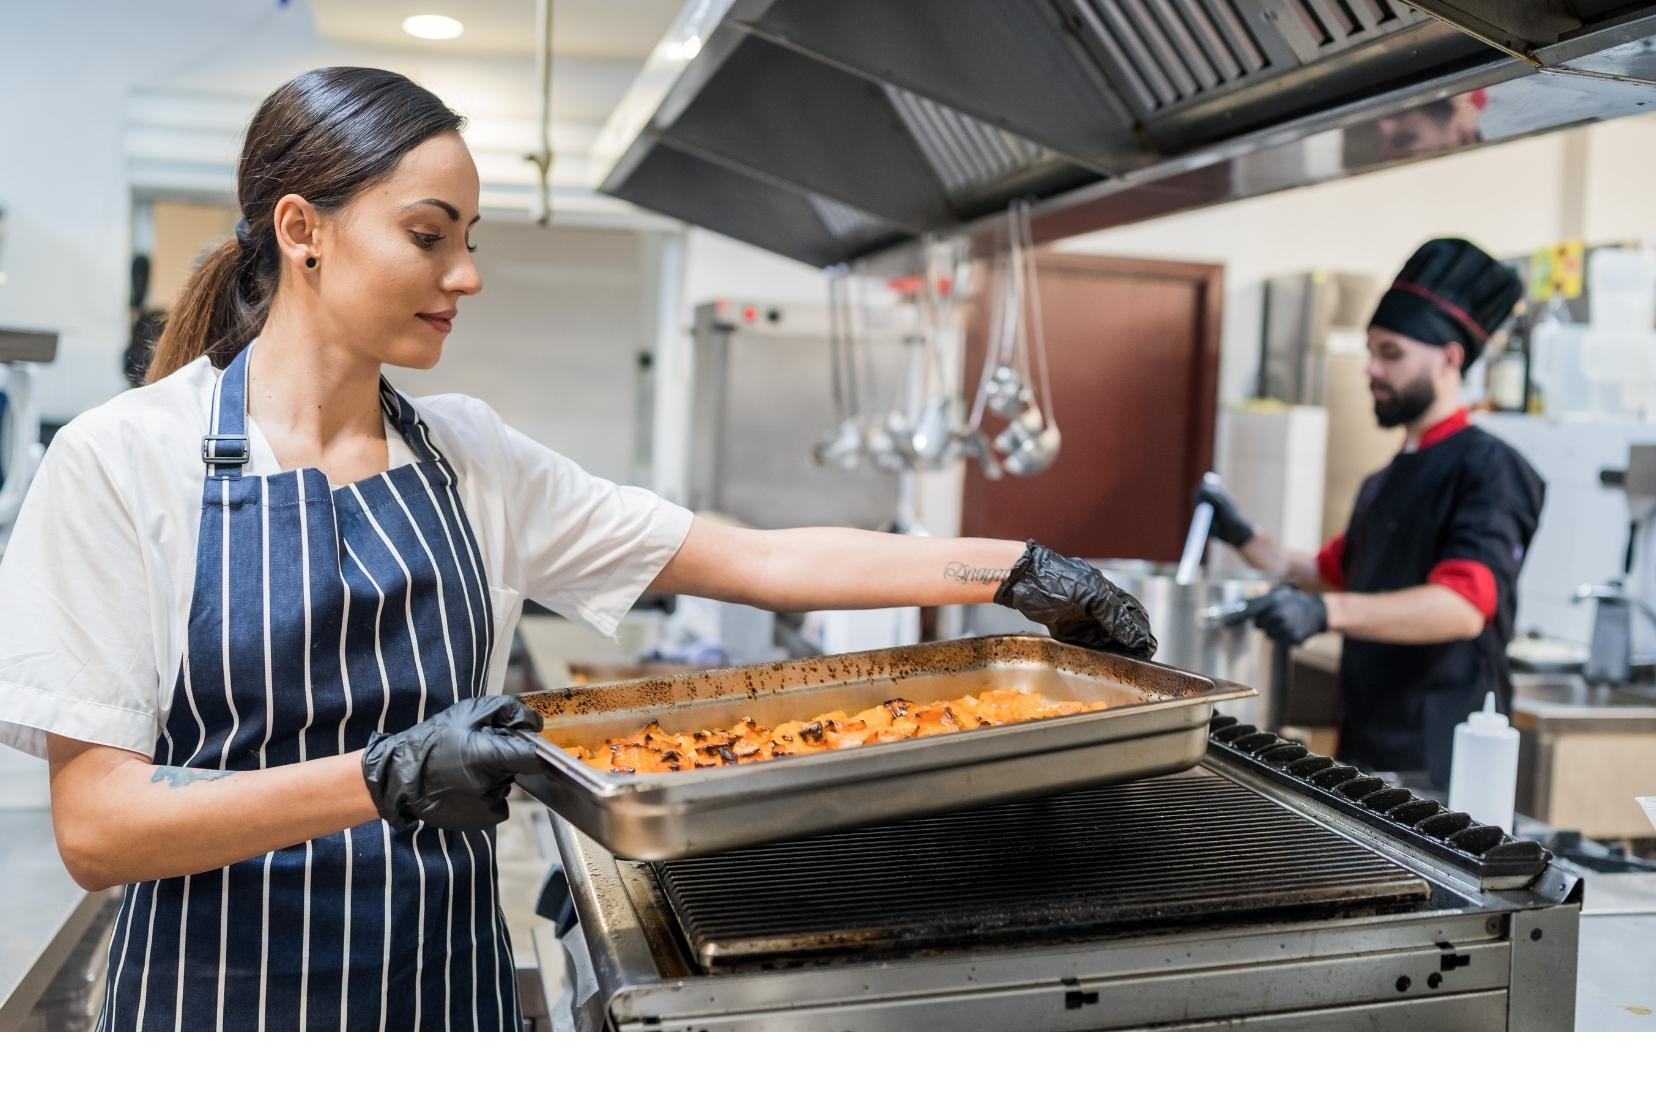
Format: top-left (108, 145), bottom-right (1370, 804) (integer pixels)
top-left (655, 765), bottom-right (1429, 970)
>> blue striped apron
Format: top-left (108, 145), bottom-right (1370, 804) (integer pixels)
top-left (98, 343), bottom-right (519, 1031)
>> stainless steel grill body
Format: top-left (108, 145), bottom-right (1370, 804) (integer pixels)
top-left (551, 747), bottom-right (1581, 1031)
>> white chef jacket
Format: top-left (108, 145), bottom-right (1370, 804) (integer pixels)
top-left (0, 352), bottom-right (693, 760)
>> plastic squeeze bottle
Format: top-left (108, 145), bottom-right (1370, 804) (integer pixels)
top-left (1447, 692), bottom-right (1520, 834)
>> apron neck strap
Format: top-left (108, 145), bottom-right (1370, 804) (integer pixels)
top-left (204, 345), bottom-right (454, 478)
top-left (203, 345), bottom-right (252, 478)
top-left (377, 379), bottom-right (454, 469)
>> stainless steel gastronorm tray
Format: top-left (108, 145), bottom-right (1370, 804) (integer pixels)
top-left (520, 635), bottom-right (1255, 860)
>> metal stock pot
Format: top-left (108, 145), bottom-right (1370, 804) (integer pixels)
top-left (960, 559), bottom-right (1277, 728)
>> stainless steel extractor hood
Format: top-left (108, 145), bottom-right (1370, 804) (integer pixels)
top-left (594, 1), bottom-right (1656, 268)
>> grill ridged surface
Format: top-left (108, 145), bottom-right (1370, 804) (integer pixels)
top-left (655, 766), bottom-right (1429, 970)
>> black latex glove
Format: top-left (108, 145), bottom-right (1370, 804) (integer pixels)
top-left (360, 695), bottom-right (546, 830)
top-left (994, 541), bottom-right (1157, 659)
top-left (1231, 585), bottom-right (1328, 646)
top-left (1193, 479), bottom-right (1255, 549)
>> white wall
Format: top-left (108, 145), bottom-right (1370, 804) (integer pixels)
top-left (408, 222), bottom-right (649, 485)
top-left (1056, 128), bottom-right (1582, 403)
top-left (0, 0), bottom-right (671, 424)
top-left (1058, 113), bottom-right (1656, 404)
top-left (680, 227), bottom-right (829, 310)
top-left (0, 0), bottom-right (851, 513)
top-left (0, 1), bottom-right (262, 420)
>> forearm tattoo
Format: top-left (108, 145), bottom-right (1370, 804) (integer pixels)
top-left (944, 561), bottom-right (1012, 585)
top-left (150, 766), bottom-right (235, 789)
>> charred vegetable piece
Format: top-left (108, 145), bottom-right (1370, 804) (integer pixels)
top-left (549, 687), bottom-right (1110, 775)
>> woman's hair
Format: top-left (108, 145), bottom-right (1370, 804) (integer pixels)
top-left (147, 67), bottom-right (464, 380)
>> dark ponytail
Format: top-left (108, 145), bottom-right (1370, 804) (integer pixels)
top-left (148, 67), bottom-right (464, 381)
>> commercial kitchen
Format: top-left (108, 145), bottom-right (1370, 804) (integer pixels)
top-left (1, 1), bottom-right (1655, 1037)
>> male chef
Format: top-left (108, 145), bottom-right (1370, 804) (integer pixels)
top-left (1199, 237), bottom-right (1545, 786)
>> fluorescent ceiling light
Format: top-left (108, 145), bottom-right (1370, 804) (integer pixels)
top-left (402, 14), bottom-right (464, 41)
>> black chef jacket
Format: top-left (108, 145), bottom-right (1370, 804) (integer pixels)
top-left (1321, 413), bottom-right (1544, 786)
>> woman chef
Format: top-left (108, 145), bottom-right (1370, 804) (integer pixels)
top-left (1197, 237), bottom-right (1544, 787)
top-left (0, 68), bottom-right (1153, 1032)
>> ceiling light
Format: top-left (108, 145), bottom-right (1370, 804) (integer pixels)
top-left (402, 14), bottom-right (464, 41)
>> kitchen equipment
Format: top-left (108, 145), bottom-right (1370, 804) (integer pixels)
top-left (995, 199), bottom-right (1060, 476)
top-left (1175, 471), bottom-right (1222, 585)
top-left (962, 561), bottom-right (1278, 728)
top-left (659, 766), bottom-right (1431, 971)
top-left (1448, 693), bottom-right (1522, 835)
top-left (0, 328), bottom-right (55, 543)
top-left (1587, 443), bottom-right (1656, 673)
top-left (893, 237), bottom-right (968, 472)
top-left (1513, 672), bottom-right (1656, 841)
top-left (809, 266), bottom-right (865, 470)
top-left (520, 634), bottom-right (1253, 861)
top-left (595, 2), bottom-right (1656, 271)
top-left (688, 300), bottom-right (903, 529)
top-left (964, 254), bottom-right (1029, 471)
top-left (1259, 271), bottom-right (1376, 405)
top-left (1110, 562), bottom-right (1279, 729)
top-left (1506, 634), bottom-right (1589, 674)
top-left (1575, 582), bottom-right (1656, 685)
top-left (956, 199), bottom-right (1061, 480)
top-left (547, 714), bottom-right (1578, 1031)
top-left (985, 204), bottom-right (1034, 420)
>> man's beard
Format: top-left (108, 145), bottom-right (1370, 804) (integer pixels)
top-left (1372, 374), bottom-right (1436, 428)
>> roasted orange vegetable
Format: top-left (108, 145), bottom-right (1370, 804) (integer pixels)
top-left (551, 687), bottom-right (1108, 775)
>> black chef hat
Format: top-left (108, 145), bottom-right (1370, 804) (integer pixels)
top-left (1368, 237), bottom-right (1521, 371)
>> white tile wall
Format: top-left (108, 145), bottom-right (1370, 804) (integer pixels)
top-left (1476, 414), bottom-right (1656, 653)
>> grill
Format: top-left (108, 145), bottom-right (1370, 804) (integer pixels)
top-left (548, 722), bottom-right (1584, 1031)
top-left (657, 767), bottom-right (1428, 970)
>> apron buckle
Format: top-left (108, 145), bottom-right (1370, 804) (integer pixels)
top-left (201, 434), bottom-right (249, 466)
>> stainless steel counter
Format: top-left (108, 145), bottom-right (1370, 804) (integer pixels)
top-left (1511, 673), bottom-right (1656, 839)
top-left (0, 810), bottom-right (113, 1029)
top-left (1512, 673), bottom-right (1656, 734)
top-left (1576, 871), bottom-right (1656, 1032)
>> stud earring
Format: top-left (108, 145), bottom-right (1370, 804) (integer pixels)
top-left (305, 257), bottom-right (317, 269)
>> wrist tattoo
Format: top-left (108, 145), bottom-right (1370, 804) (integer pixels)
top-left (150, 766), bottom-right (235, 789)
top-left (944, 561), bottom-right (1013, 585)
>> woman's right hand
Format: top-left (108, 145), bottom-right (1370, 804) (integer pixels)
top-left (359, 695), bottom-right (546, 830)
top-left (993, 542), bottom-right (1158, 659)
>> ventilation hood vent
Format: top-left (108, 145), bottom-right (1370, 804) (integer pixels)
top-left (596, 1), bottom-right (1656, 267)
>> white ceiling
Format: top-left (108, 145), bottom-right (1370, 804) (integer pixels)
top-left (312, 0), bottom-right (686, 59)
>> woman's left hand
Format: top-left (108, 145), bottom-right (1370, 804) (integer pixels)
top-left (994, 542), bottom-right (1158, 659)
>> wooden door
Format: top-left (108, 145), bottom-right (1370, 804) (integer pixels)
top-left (961, 252), bottom-right (1222, 561)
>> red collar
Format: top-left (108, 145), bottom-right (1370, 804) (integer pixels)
top-left (1414, 409), bottom-right (1470, 451)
